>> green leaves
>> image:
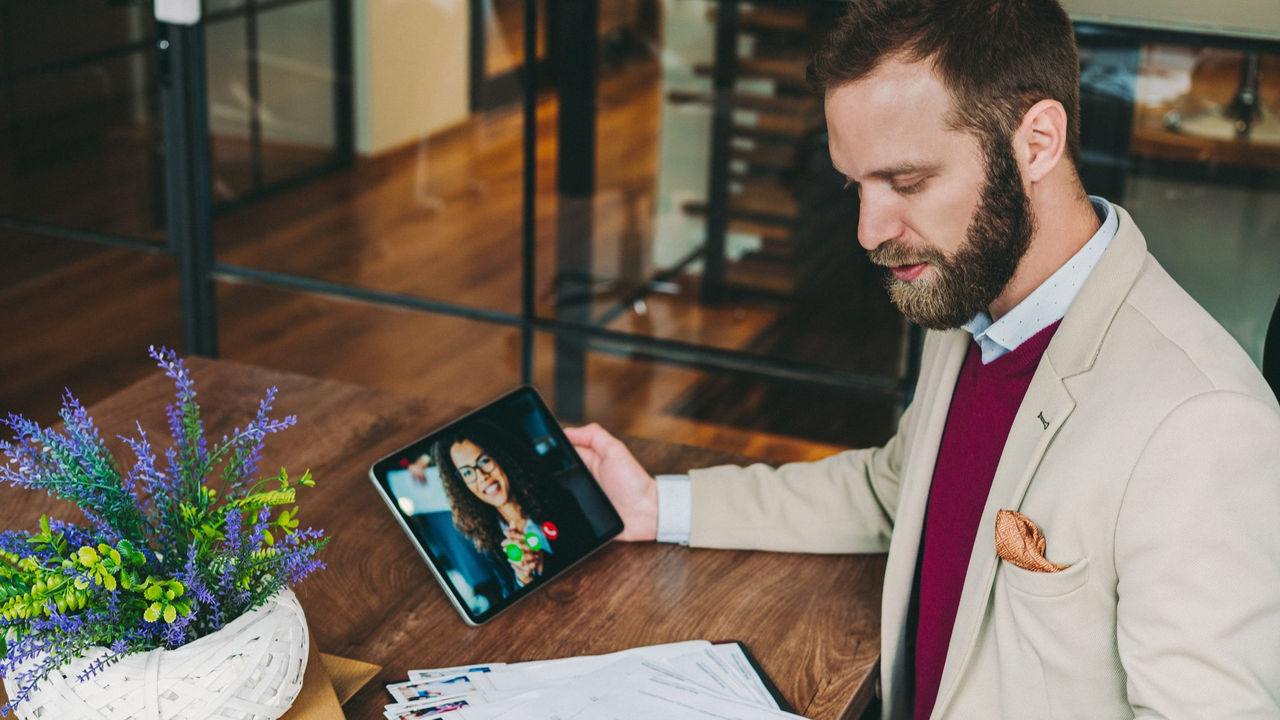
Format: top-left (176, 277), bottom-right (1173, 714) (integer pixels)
top-left (229, 488), bottom-right (295, 511)
top-left (25, 515), bottom-right (68, 557)
top-left (138, 577), bottom-right (188, 625)
top-left (73, 541), bottom-right (135, 592)
top-left (275, 507), bottom-right (298, 533)
top-left (0, 560), bottom-right (86, 622)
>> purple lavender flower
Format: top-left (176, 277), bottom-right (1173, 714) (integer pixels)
top-left (149, 345), bottom-right (209, 494)
top-left (0, 530), bottom-right (30, 555)
top-left (249, 507), bottom-right (271, 550)
top-left (121, 425), bottom-right (165, 517)
top-left (213, 388), bottom-right (297, 500)
top-left (277, 530), bottom-right (328, 586)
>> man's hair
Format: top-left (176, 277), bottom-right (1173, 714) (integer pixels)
top-left (809, 0), bottom-right (1081, 168)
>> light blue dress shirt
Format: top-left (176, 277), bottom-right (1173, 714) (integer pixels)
top-left (656, 197), bottom-right (1121, 545)
top-left (963, 197), bottom-right (1117, 363)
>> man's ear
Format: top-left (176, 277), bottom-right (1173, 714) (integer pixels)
top-left (1016, 99), bottom-right (1068, 183)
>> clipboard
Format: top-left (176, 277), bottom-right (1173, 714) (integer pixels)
top-left (715, 640), bottom-right (795, 714)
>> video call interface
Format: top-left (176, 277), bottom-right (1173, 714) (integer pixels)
top-left (376, 390), bottom-right (617, 620)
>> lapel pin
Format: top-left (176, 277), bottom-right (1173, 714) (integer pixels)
top-left (1036, 411), bottom-right (1050, 430)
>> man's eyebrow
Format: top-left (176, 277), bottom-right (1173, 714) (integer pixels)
top-left (864, 162), bottom-right (941, 181)
top-left (834, 162), bottom-right (939, 189)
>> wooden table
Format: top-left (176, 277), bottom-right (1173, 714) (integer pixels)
top-left (0, 358), bottom-right (885, 719)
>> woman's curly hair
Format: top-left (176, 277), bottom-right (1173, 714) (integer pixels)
top-left (432, 419), bottom-right (552, 555)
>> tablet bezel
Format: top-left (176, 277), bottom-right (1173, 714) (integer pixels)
top-left (368, 386), bottom-right (623, 625)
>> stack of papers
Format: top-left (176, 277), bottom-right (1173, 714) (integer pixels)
top-left (381, 640), bottom-right (807, 719)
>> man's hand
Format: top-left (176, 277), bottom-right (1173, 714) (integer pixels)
top-left (563, 423), bottom-right (658, 541)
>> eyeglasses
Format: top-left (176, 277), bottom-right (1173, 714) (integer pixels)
top-left (458, 454), bottom-right (497, 485)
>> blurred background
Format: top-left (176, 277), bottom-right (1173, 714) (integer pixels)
top-left (2, 0), bottom-right (1277, 462)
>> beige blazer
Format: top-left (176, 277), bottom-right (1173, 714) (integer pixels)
top-left (688, 206), bottom-right (1280, 719)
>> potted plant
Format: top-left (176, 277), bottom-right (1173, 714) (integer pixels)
top-left (0, 347), bottom-right (327, 719)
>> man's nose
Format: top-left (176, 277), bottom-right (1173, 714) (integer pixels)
top-left (856, 195), bottom-right (905, 251)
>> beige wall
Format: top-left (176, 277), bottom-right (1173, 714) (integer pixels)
top-left (1062, 0), bottom-right (1280, 41)
top-left (353, 0), bottom-right (470, 156)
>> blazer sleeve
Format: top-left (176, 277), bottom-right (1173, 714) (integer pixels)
top-left (685, 400), bottom-right (913, 554)
top-left (1114, 390), bottom-right (1280, 718)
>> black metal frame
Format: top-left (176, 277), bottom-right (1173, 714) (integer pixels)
top-left (15, 0), bottom-right (1103, 430)
top-left (0, 0), bottom-right (354, 253)
top-left (699, 0), bottom-right (738, 306)
top-left (177, 0), bottom-right (914, 423)
top-left (203, 0), bottom-right (356, 206)
top-left (158, 22), bottom-right (219, 356)
top-left (468, 0), bottom-right (554, 112)
top-left (10, 4), bottom-right (1280, 434)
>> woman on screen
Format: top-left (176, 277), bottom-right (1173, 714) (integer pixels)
top-left (432, 420), bottom-right (586, 594)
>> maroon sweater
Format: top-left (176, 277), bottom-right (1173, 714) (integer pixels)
top-left (913, 321), bottom-right (1060, 719)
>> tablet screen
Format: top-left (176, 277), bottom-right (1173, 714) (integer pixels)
top-left (369, 387), bottom-right (623, 625)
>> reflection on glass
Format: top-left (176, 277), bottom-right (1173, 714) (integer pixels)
top-left (1, 51), bottom-right (163, 240)
top-left (5, 0), bottom-right (152, 73)
top-left (205, 16), bottom-right (253, 201)
top-left (258, 1), bottom-right (338, 185)
top-left (1079, 32), bottom-right (1280, 366)
top-left (205, 0), bottom-right (248, 17)
top-left (537, 0), bottom-right (901, 380)
top-left (0, 228), bottom-right (183, 425)
top-left (483, 0), bottom-right (547, 79)
top-left (204, 0), bottom-right (342, 201)
top-left (211, 0), bottom-right (522, 314)
top-left (1132, 46), bottom-right (1280, 166)
top-left (216, 282), bottom-right (523, 407)
top-left (531, 336), bottom-right (898, 460)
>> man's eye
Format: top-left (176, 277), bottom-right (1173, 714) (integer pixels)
top-left (893, 179), bottom-right (925, 195)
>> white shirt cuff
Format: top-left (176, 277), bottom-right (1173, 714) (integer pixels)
top-left (655, 474), bottom-right (692, 545)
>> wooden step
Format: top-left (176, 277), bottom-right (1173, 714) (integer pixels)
top-left (680, 207), bottom-right (806, 259)
top-left (739, 111), bottom-right (821, 138)
top-left (680, 201), bottom-right (798, 229)
top-left (731, 143), bottom-right (799, 171)
top-left (725, 255), bottom-right (800, 295)
top-left (707, 6), bottom-right (810, 34)
top-left (693, 55), bottom-right (810, 87)
top-left (666, 88), bottom-right (818, 117)
top-left (739, 6), bottom-right (810, 33)
top-left (727, 217), bottom-right (793, 242)
top-left (730, 177), bottom-right (799, 218)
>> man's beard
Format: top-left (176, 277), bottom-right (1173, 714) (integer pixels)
top-left (867, 139), bottom-right (1034, 330)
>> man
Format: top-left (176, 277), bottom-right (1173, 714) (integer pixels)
top-left (567, 0), bottom-right (1280, 718)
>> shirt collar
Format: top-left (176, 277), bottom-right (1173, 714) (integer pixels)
top-left (962, 196), bottom-right (1118, 364)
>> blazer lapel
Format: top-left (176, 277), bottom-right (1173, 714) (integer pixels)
top-left (879, 328), bottom-right (969, 717)
top-left (929, 365), bottom-right (1076, 716)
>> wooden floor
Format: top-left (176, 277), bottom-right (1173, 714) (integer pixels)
top-left (0, 59), bottom-right (903, 465)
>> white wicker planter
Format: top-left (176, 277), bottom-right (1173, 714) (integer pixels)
top-left (3, 588), bottom-right (309, 720)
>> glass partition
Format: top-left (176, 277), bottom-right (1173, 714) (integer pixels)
top-left (6, 1), bottom-right (1278, 456)
top-left (533, 0), bottom-right (909, 438)
top-left (1078, 24), bottom-right (1280, 365)
top-left (0, 1), bottom-right (173, 424)
top-left (0, 0), bottom-right (163, 240)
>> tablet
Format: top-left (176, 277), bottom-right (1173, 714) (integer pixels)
top-left (369, 386), bottom-right (624, 625)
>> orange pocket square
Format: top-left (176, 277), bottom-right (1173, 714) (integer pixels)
top-left (995, 509), bottom-right (1069, 573)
